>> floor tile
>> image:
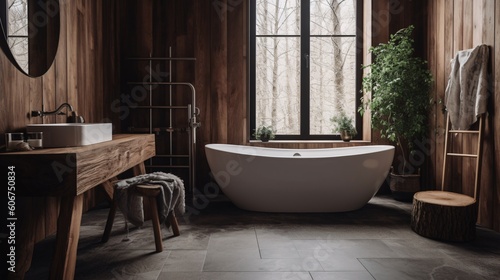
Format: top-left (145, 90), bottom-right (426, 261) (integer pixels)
top-left (380, 238), bottom-right (450, 258)
top-left (158, 271), bottom-right (313, 280)
top-left (260, 248), bottom-right (301, 259)
top-left (298, 249), bottom-right (366, 271)
top-left (450, 257), bottom-right (500, 279)
top-left (311, 271), bottom-right (375, 280)
top-left (162, 250), bottom-right (207, 272)
top-left (203, 255), bottom-right (323, 272)
top-left (23, 195), bottom-right (500, 280)
top-left (207, 228), bottom-right (259, 251)
top-left (359, 258), bottom-right (491, 280)
top-left (76, 249), bottom-right (170, 280)
top-left (316, 239), bottom-right (400, 258)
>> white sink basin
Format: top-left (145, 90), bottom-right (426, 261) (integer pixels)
top-left (26, 123), bottom-right (113, 148)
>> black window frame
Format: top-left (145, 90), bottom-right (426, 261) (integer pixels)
top-left (1, 0), bottom-right (30, 73)
top-left (249, 0), bottom-right (363, 140)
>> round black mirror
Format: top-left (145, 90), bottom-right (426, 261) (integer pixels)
top-left (0, 0), bottom-right (60, 77)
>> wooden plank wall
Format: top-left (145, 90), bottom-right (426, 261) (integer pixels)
top-left (0, 0), bottom-right (106, 242)
top-left (427, 0), bottom-right (499, 231)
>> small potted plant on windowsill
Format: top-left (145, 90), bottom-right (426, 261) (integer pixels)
top-left (253, 125), bottom-right (276, 142)
top-left (331, 113), bottom-right (357, 142)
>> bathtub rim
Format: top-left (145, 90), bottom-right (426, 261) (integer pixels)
top-left (205, 143), bottom-right (395, 159)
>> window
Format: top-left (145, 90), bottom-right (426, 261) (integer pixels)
top-left (1, 0), bottom-right (29, 73)
top-left (250, 0), bottom-right (362, 140)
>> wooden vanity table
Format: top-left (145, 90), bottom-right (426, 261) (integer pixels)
top-left (0, 134), bottom-right (155, 280)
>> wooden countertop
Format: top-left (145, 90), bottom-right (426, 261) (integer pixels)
top-left (0, 134), bottom-right (155, 196)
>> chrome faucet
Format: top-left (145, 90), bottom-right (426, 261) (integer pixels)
top-left (31, 103), bottom-right (85, 123)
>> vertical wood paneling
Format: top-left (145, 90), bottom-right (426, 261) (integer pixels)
top-left (493, 0), bottom-right (500, 232)
top-left (0, 0), bottom-right (107, 243)
top-left (463, 0), bottom-right (473, 48)
top-left (194, 0), bottom-right (212, 185)
top-left (473, 1), bottom-right (484, 44)
top-left (210, 0), bottom-right (228, 143)
top-left (448, 0), bottom-right (463, 193)
top-left (41, 61), bottom-right (56, 125)
top-left (472, 0), bottom-right (494, 227)
top-left (442, 1), bottom-right (454, 191)
top-left (428, 0), bottom-right (499, 231)
top-left (453, 0), bottom-right (464, 52)
top-left (443, 0), bottom-right (454, 96)
top-left (32, 197), bottom-right (46, 243)
top-left (102, 0), bottom-right (124, 132)
top-left (371, 0), bottom-right (389, 46)
top-left (432, 0), bottom-right (446, 190)
top-left (424, 0), bottom-right (436, 189)
top-left (461, 0), bottom-right (474, 198)
top-left (54, 0), bottom-right (67, 125)
top-left (66, 0), bottom-right (78, 114)
top-left (94, 0), bottom-right (103, 123)
top-left (462, 1), bottom-right (474, 199)
top-left (227, 0), bottom-right (246, 144)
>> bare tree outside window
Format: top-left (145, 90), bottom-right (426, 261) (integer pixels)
top-left (256, 0), bottom-right (300, 134)
top-left (253, 0), bottom-right (359, 138)
top-left (7, 0), bottom-right (29, 73)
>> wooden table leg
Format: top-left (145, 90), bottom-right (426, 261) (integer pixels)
top-left (132, 162), bottom-right (146, 176)
top-left (102, 163), bottom-right (147, 242)
top-left (100, 178), bottom-right (118, 203)
top-left (102, 194), bottom-right (117, 243)
top-left (49, 194), bottom-right (84, 280)
top-left (132, 162), bottom-right (153, 220)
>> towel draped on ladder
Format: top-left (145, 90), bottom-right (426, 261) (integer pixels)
top-left (445, 44), bottom-right (489, 130)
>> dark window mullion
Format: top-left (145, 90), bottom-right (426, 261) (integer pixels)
top-left (249, 1), bottom-right (256, 137)
top-left (300, 0), bottom-right (310, 137)
top-left (310, 35), bottom-right (357, 38)
top-left (355, 0), bottom-right (364, 137)
top-left (256, 35), bottom-right (301, 38)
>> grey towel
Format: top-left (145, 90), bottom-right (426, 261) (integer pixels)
top-left (115, 172), bottom-right (185, 228)
top-left (445, 44), bottom-right (489, 129)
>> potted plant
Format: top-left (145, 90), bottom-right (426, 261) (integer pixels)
top-left (359, 25), bottom-right (433, 200)
top-left (253, 125), bottom-right (276, 142)
top-left (331, 112), bottom-right (357, 142)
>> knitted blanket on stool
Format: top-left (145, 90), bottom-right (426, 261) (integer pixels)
top-left (114, 172), bottom-right (185, 228)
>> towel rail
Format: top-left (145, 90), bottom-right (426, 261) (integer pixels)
top-left (124, 47), bottom-right (198, 202)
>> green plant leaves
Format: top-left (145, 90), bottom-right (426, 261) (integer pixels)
top-left (330, 113), bottom-right (357, 136)
top-left (253, 125), bottom-right (276, 140)
top-left (360, 25), bottom-right (433, 169)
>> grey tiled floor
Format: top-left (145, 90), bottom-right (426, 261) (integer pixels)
top-left (25, 195), bottom-right (500, 280)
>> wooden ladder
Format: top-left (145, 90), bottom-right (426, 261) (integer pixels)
top-left (411, 113), bottom-right (484, 242)
top-left (441, 113), bottom-right (484, 200)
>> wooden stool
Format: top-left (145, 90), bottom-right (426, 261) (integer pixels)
top-left (102, 184), bottom-right (180, 252)
top-left (411, 191), bottom-right (477, 242)
top-left (411, 114), bottom-right (484, 242)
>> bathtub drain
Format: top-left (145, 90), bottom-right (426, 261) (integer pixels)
top-left (293, 153), bottom-right (301, 156)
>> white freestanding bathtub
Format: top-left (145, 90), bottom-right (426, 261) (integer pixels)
top-left (205, 144), bottom-right (394, 212)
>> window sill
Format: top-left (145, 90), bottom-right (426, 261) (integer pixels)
top-left (248, 140), bottom-right (372, 144)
